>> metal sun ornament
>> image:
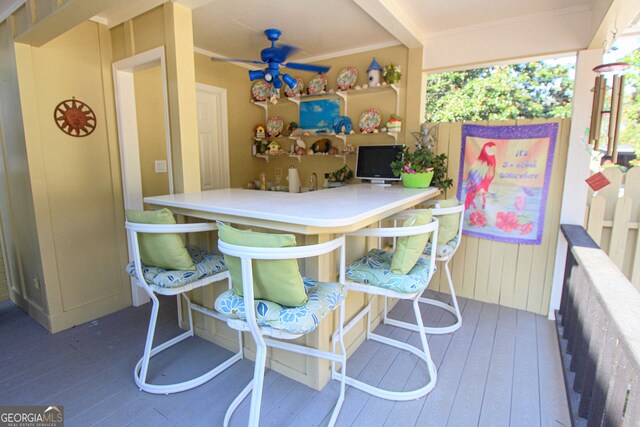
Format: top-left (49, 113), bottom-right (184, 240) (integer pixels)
top-left (54, 97), bottom-right (96, 137)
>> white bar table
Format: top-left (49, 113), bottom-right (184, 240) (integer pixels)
top-left (145, 184), bottom-right (439, 389)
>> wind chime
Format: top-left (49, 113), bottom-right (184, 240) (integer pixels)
top-left (589, 61), bottom-right (629, 163)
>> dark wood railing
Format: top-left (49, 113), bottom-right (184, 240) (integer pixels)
top-left (557, 224), bottom-right (640, 427)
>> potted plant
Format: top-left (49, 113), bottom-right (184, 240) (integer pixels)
top-left (390, 143), bottom-right (453, 190)
top-left (327, 165), bottom-right (353, 187)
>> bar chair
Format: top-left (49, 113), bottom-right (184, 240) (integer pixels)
top-left (125, 218), bottom-right (243, 394)
top-left (214, 222), bottom-right (348, 427)
top-left (333, 212), bottom-right (439, 400)
top-left (383, 201), bottom-right (465, 334)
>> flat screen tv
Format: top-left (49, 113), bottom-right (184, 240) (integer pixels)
top-left (356, 144), bottom-right (404, 185)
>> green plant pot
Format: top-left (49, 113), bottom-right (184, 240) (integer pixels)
top-left (401, 171), bottom-right (434, 188)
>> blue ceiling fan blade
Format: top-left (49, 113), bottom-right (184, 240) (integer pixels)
top-left (277, 43), bottom-right (300, 59)
top-left (211, 57), bottom-right (266, 65)
top-left (284, 62), bottom-right (330, 73)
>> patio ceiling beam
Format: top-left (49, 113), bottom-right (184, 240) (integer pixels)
top-left (589, 0), bottom-right (640, 49)
top-left (352, 0), bottom-right (424, 49)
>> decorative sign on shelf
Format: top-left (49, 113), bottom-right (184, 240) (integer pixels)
top-left (53, 97), bottom-right (96, 137)
top-left (457, 123), bottom-right (558, 245)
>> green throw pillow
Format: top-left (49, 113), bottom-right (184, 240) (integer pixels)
top-left (391, 211), bottom-right (433, 275)
top-left (217, 222), bottom-right (307, 307)
top-left (125, 208), bottom-right (195, 271)
top-left (435, 198), bottom-right (461, 244)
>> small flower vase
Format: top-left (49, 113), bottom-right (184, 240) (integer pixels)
top-left (401, 171), bottom-right (434, 188)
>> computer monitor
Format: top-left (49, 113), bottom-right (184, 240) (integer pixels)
top-left (356, 144), bottom-right (404, 185)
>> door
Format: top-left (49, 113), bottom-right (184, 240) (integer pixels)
top-left (196, 84), bottom-right (230, 190)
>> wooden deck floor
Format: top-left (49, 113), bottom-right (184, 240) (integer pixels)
top-left (0, 291), bottom-right (570, 426)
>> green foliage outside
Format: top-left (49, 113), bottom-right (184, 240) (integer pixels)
top-left (622, 49), bottom-right (640, 166)
top-left (424, 61), bottom-right (575, 123)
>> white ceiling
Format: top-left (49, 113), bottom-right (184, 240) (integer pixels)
top-left (191, 0), bottom-right (398, 62)
top-left (5, 0), bottom-right (639, 70)
top-left (394, 0), bottom-right (592, 34)
top-left (190, 0), bottom-right (597, 62)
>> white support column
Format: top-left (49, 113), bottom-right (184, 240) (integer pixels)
top-left (548, 48), bottom-right (602, 318)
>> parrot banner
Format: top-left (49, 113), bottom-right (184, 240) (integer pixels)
top-left (457, 123), bottom-right (558, 245)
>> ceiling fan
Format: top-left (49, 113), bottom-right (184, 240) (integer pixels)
top-left (211, 29), bottom-right (330, 89)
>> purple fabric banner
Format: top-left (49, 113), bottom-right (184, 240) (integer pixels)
top-left (456, 123), bottom-right (558, 245)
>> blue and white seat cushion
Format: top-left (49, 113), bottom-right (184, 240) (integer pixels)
top-left (215, 278), bottom-right (347, 335)
top-left (126, 246), bottom-right (227, 289)
top-left (424, 237), bottom-right (458, 259)
top-left (346, 248), bottom-right (435, 293)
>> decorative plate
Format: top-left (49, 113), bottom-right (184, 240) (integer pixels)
top-left (336, 66), bottom-right (357, 90)
top-left (268, 83), bottom-right (280, 100)
top-left (284, 77), bottom-right (304, 97)
top-left (359, 108), bottom-right (381, 133)
top-left (267, 116), bottom-right (284, 137)
top-left (251, 80), bottom-right (272, 101)
top-left (307, 74), bottom-right (327, 95)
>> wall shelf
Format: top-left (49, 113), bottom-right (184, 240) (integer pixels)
top-left (251, 83), bottom-right (400, 159)
top-left (254, 153), bottom-right (355, 164)
top-left (252, 84), bottom-right (399, 116)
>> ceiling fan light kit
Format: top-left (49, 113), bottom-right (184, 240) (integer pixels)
top-left (213, 28), bottom-right (331, 90)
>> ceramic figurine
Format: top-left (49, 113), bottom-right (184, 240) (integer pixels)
top-left (267, 140), bottom-right (280, 154)
top-left (367, 57), bottom-right (383, 87)
top-left (285, 121), bottom-right (298, 136)
top-left (332, 116), bottom-right (353, 134)
top-left (383, 63), bottom-right (401, 84)
top-left (311, 138), bottom-right (331, 153)
top-left (259, 139), bottom-right (269, 154)
top-left (386, 115), bottom-right (402, 133)
top-left (254, 124), bottom-right (266, 139)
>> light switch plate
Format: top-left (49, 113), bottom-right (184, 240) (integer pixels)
top-left (155, 160), bottom-right (167, 173)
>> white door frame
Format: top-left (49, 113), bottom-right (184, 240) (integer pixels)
top-left (113, 46), bottom-right (173, 306)
top-left (195, 83), bottom-right (230, 188)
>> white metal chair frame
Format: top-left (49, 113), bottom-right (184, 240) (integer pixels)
top-left (126, 221), bottom-right (243, 394)
top-left (332, 217), bottom-right (439, 401)
top-left (385, 203), bottom-right (465, 334)
top-left (218, 235), bottom-right (347, 427)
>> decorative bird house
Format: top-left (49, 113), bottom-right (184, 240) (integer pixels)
top-left (254, 124), bottom-right (266, 139)
top-left (367, 57), bottom-right (383, 87)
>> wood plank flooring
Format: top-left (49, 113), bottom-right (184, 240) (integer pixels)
top-left (0, 291), bottom-right (570, 426)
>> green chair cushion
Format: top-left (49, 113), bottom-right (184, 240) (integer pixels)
top-left (390, 211), bottom-right (433, 274)
top-left (125, 208), bottom-right (195, 271)
top-left (435, 198), bottom-right (461, 244)
top-left (214, 277), bottom-right (346, 334)
top-left (126, 247), bottom-right (226, 288)
top-left (217, 222), bottom-right (307, 307)
top-left (347, 249), bottom-right (435, 293)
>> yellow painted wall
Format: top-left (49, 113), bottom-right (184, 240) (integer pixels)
top-left (0, 19), bottom-right (49, 325)
top-left (111, 3), bottom-right (201, 194)
top-left (12, 21), bottom-right (131, 331)
top-left (202, 45), bottom-right (412, 189)
top-left (134, 66), bottom-right (170, 198)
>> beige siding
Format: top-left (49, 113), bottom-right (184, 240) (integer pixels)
top-left (12, 21), bottom-right (131, 331)
top-left (429, 118), bottom-right (570, 315)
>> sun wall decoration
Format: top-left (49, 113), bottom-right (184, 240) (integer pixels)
top-left (53, 98), bottom-right (96, 137)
